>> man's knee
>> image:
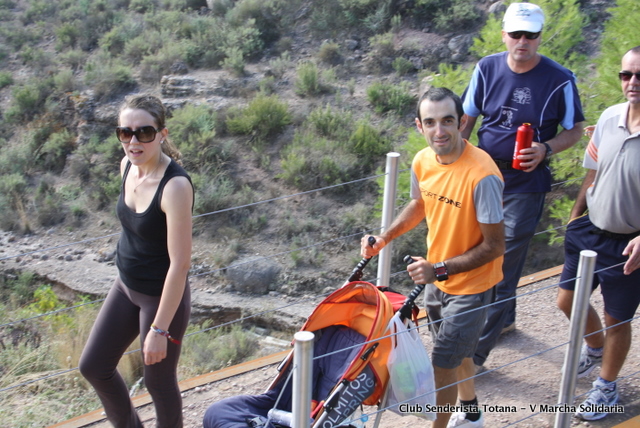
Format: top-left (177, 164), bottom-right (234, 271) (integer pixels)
top-left (433, 364), bottom-right (458, 387)
top-left (604, 312), bottom-right (632, 333)
top-left (556, 288), bottom-right (574, 316)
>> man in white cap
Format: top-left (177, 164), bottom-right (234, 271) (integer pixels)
top-left (459, 1), bottom-right (585, 420)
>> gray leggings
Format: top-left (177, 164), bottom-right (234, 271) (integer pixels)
top-left (79, 276), bottom-right (191, 428)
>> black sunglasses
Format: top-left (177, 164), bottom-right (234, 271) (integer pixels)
top-left (507, 31), bottom-right (541, 40)
top-left (115, 126), bottom-right (160, 143)
top-left (618, 71), bottom-right (640, 82)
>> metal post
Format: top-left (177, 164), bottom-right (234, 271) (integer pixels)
top-left (292, 331), bottom-right (314, 428)
top-left (376, 152), bottom-right (400, 288)
top-left (555, 250), bottom-right (597, 428)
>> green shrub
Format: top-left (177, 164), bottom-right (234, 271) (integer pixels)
top-left (258, 76), bottom-right (277, 94)
top-left (224, 21), bottom-right (264, 61)
top-left (58, 49), bottom-right (88, 72)
top-left (183, 15), bottom-right (262, 68)
top-left (318, 41), bottom-right (342, 65)
top-left (5, 79), bottom-right (53, 122)
top-left (268, 51), bottom-right (291, 79)
top-left (309, 1), bottom-right (344, 37)
top-left (0, 173), bottom-right (30, 231)
top-left (226, 0), bottom-right (283, 45)
top-left (53, 69), bottom-right (76, 93)
top-left (225, 93), bottom-right (291, 146)
top-left (0, 22), bottom-right (42, 50)
top-left (181, 323), bottom-right (259, 375)
top-left (0, 0), bottom-right (16, 9)
top-left (159, 0), bottom-right (206, 11)
top-left (146, 10), bottom-right (192, 35)
top-left (366, 81), bottom-right (416, 115)
top-left (295, 61), bottom-right (322, 96)
top-left (361, 0), bottom-right (391, 34)
top-left (190, 170), bottom-right (254, 225)
top-left (369, 32), bottom-right (395, 57)
top-left (279, 131), bottom-right (358, 191)
top-left (0, 71), bottom-right (13, 89)
top-left (100, 17), bottom-right (145, 58)
top-left (123, 34), bottom-right (154, 63)
top-left (166, 103), bottom-right (231, 171)
top-left (58, 184), bottom-right (82, 202)
top-left (55, 21), bottom-right (80, 50)
top-left (274, 36), bottom-right (293, 54)
top-left (309, 0), bottom-right (391, 36)
top-left (69, 132), bottom-right (122, 181)
top-left (84, 54), bottom-right (137, 100)
top-left (347, 120), bottom-right (391, 165)
top-left (423, 63), bottom-right (474, 99)
top-left (129, 0), bottom-right (155, 14)
top-left (1, 271), bottom-right (37, 306)
top-left (90, 168), bottom-right (121, 210)
top-left (0, 288), bottom-right (107, 426)
top-left (208, 0), bottom-right (235, 16)
top-left (34, 178), bottom-right (66, 227)
top-left (368, 32), bottom-right (395, 72)
top-left (36, 129), bottom-right (76, 173)
top-left (0, 140), bottom-right (31, 176)
top-left (433, 0), bottom-right (480, 32)
top-left (21, 0), bottom-right (57, 24)
top-left (222, 46), bottom-right (246, 77)
top-left (392, 57), bottom-right (414, 75)
top-left (307, 104), bottom-right (353, 141)
top-left (139, 41), bottom-right (184, 83)
top-left (18, 47), bottom-right (53, 75)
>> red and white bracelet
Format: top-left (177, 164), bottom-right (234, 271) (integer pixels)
top-left (150, 324), bottom-right (181, 345)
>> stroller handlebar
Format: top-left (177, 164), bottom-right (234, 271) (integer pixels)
top-left (346, 236), bottom-right (377, 283)
top-left (398, 255), bottom-right (426, 321)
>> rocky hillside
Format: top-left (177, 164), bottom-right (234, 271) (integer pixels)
top-left (0, 0), bottom-right (614, 309)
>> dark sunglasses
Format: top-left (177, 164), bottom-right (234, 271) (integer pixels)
top-left (115, 126), bottom-right (160, 143)
top-left (618, 71), bottom-right (640, 82)
top-left (507, 31), bottom-right (541, 40)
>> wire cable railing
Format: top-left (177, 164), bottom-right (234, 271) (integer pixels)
top-left (0, 166), bottom-right (582, 327)
top-left (3, 165), bottom-right (627, 428)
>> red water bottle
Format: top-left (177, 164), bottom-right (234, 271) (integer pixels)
top-left (512, 123), bottom-right (534, 170)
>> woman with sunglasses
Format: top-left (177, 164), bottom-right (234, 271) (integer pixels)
top-left (79, 94), bottom-right (194, 428)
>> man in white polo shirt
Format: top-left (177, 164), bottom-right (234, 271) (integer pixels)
top-left (557, 46), bottom-right (640, 421)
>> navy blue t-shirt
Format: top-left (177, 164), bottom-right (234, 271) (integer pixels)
top-left (462, 52), bottom-right (585, 193)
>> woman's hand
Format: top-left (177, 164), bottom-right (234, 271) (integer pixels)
top-left (144, 330), bottom-right (168, 365)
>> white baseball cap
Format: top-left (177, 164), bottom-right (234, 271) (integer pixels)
top-left (503, 3), bottom-right (545, 33)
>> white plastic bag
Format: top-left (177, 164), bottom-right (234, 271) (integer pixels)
top-left (385, 313), bottom-right (436, 420)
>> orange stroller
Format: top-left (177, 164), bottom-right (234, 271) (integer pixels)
top-left (203, 246), bottom-right (422, 428)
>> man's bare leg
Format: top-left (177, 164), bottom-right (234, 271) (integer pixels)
top-left (432, 365), bottom-right (458, 428)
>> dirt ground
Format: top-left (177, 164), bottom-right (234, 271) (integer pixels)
top-left (3, 231), bottom-right (639, 428)
top-left (79, 276), bottom-right (640, 428)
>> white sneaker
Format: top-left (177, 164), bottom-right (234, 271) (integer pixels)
top-left (447, 411), bottom-right (484, 427)
top-left (575, 379), bottom-right (619, 421)
top-left (577, 344), bottom-right (602, 378)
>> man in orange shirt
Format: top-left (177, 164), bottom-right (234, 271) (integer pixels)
top-left (362, 87), bottom-right (505, 428)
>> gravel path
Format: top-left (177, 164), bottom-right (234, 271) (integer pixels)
top-left (82, 276), bottom-right (640, 428)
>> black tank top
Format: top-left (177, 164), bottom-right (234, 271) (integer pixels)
top-left (115, 159), bottom-right (192, 296)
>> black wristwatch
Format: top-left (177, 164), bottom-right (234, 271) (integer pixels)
top-left (433, 262), bottom-right (449, 282)
top-left (541, 141), bottom-right (553, 161)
